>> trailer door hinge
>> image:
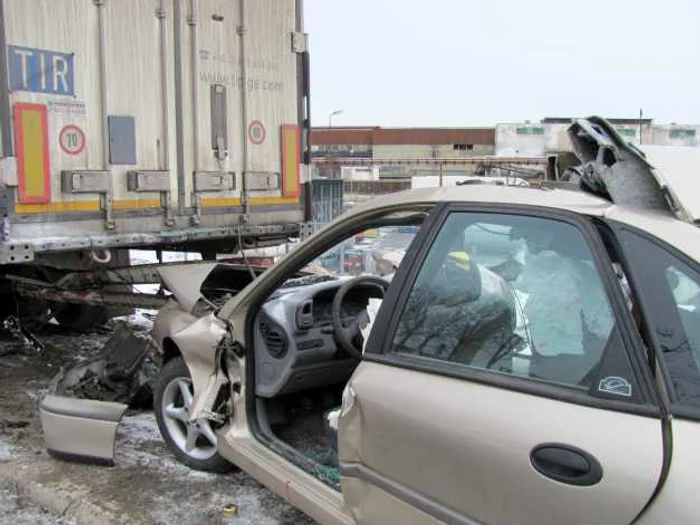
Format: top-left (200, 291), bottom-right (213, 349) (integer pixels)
top-left (291, 32), bottom-right (308, 54)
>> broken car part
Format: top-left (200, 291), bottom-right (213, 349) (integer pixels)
top-left (40, 394), bottom-right (128, 466)
top-left (39, 323), bottom-right (157, 466)
top-left (2, 316), bottom-right (44, 355)
top-left (52, 323), bottom-right (155, 406)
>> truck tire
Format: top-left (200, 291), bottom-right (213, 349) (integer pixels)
top-left (154, 357), bottom-right (233, 473)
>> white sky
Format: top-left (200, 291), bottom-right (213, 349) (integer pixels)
top-left (305, 0), bottom-right (700, 127)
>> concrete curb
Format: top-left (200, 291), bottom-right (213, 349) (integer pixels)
top-left (0, 459), bottom-right (133, 525)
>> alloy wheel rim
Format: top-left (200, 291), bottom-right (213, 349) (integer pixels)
top-left (161, 376), bottom-right (218, 460)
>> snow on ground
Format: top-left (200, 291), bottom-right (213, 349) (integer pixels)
top-left (0, 482), bottom-right (76, 525)
top-left (0, 440), bottom-right (16, 462)
top-left (0, 293), bottom-right (316, 525)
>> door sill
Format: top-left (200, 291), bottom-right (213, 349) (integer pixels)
top-left (219, 432), bottom-right (354, 525)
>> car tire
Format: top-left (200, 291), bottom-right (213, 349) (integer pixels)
top-left (154, 356), bottom-right (233, 473)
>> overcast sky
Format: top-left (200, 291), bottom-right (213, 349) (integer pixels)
top-left (305, 0), bottom-right (700, 127)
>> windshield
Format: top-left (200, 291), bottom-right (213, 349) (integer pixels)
top-left (309, 226), bottom-right (419, 277)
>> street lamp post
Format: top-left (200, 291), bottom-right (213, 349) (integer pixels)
top-left (328, 109), bottom-right (343, 128)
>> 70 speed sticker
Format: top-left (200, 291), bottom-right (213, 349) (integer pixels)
top-left (59, 124), bottom-right (86, 155)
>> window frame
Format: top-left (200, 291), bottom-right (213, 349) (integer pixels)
top-left (363, 203), bottom-right (661, 417)
top-left (606, 220), bottom-right (700, 421)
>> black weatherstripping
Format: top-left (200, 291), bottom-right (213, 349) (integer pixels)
top-left (530, 443), bottom-right (603, 486)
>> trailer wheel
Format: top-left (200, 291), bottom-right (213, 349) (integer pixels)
top-left (52, 304), bottom-right (108, 332)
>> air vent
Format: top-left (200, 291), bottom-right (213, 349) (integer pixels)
top-left (259, 316), bottom-right (288, 359)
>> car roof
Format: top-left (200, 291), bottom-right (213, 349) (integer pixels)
top-left (349, 184), bottom-right (700, 263)
top-left (351, 184), bottom-right (612, 216)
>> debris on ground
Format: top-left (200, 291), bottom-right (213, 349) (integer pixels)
top-left (1, 316), bottom-right (44, 356)
top-left (0, 310), bottom-right (317, 524)
top-left (0, 419), bottom-right (29, 430)
top-left (50, 322), bottom-right (159, 407)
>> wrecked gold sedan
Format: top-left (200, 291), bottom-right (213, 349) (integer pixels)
top-left (46, 118), bottom-right (700, 524)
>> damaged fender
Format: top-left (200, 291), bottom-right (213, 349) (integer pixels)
top-left (169, 312), bottom-right (229, 421)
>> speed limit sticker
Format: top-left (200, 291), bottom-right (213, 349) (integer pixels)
top-left (59, 124), bottom-right (86, 155)
top-left (248, 120), bottom-right (266, 145)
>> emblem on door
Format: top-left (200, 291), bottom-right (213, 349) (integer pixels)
top-left (598, 376), bottom-right (632, 397)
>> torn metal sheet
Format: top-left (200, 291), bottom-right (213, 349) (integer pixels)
top-left (50, 322), bottom-right (156, 406)
top-left (158, 263), bottom-right (267, 314)
top-left (40, 323), bottom-right (159, 466)
top-left (567, 117), bottom-right (689, 221)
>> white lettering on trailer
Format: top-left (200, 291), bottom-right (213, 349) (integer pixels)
top-left (53, 56), bottom-right (69, 93)
top-left (9, 45), bottom-right (75, 96)
top-left (39, 53), bottom-right (47, 90)
top-left (198, 71), bottom-right (286, 92)
top-left (16, 48), bottom-right (33, 88)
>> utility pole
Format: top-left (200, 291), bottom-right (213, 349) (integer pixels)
top-left (639, 108), bottom-right (643, 145)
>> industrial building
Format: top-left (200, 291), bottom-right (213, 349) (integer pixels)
top-left (311, 118), bottom-right (700, 180)
top-left (310, 126), bottom-right (496, 179)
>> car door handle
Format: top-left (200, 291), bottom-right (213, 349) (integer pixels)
top-left (530, 443), bottom-right (603, 486)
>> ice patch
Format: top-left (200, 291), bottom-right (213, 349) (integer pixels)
top-left (0, 439), bottom-right (16, 462)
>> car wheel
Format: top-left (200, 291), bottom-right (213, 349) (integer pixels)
top-left (153, 356), bottom-right (233, 473)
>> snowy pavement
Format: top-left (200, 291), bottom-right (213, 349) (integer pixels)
top-left (0, 299), bottom-right (316, 525)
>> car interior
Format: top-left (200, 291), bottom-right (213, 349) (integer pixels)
top-left (247, 219), bottom-right (424, 486)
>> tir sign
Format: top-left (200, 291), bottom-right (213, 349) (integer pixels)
top-left (8, 45), bottom-right (74, 96)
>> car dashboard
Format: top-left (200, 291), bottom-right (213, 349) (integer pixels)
top-left (254, 276), bottom-right (382, 398)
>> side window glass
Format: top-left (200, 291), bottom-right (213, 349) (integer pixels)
top-left (390, 212), bottom-right (618, 390)
top-left (619, 231), bottom-right (700, 408)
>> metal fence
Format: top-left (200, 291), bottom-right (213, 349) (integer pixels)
top-left (306, 179), bottom-right (344, 234)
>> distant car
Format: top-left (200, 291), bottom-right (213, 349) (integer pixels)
top-left (48, 118), bottom-right (700, 525)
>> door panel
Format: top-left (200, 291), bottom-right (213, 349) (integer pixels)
top-left (340, 362), bottom-right (663, 525)
top-left (342, 476), bottom-right (445, 525)
top-left (638, 419), bottom-right (700, 523)
top-left (339, 208), bottom-right (664, 525)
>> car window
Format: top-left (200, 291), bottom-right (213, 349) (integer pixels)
top-left (619, 230), bottom-right (700, 409)
top-left (309, 225), bottom-right (419, 276)
top-left (388, 212), bottom-right (617, 390)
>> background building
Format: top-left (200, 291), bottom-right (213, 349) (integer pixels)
top-left (310, 126), bottom-right (495, 178)
top-left (311, 118), bottom-right (700, 194)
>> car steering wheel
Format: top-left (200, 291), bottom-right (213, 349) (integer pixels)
top-left (332, 275), bottom-right (389, 359)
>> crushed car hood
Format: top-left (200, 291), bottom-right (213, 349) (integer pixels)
top-left (158, 261), bottom-right (330, 314)
top-left (157, 262), bottom-right (220, 313)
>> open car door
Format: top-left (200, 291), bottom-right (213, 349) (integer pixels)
top-left (337, 203), bottom-right (666, 525)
